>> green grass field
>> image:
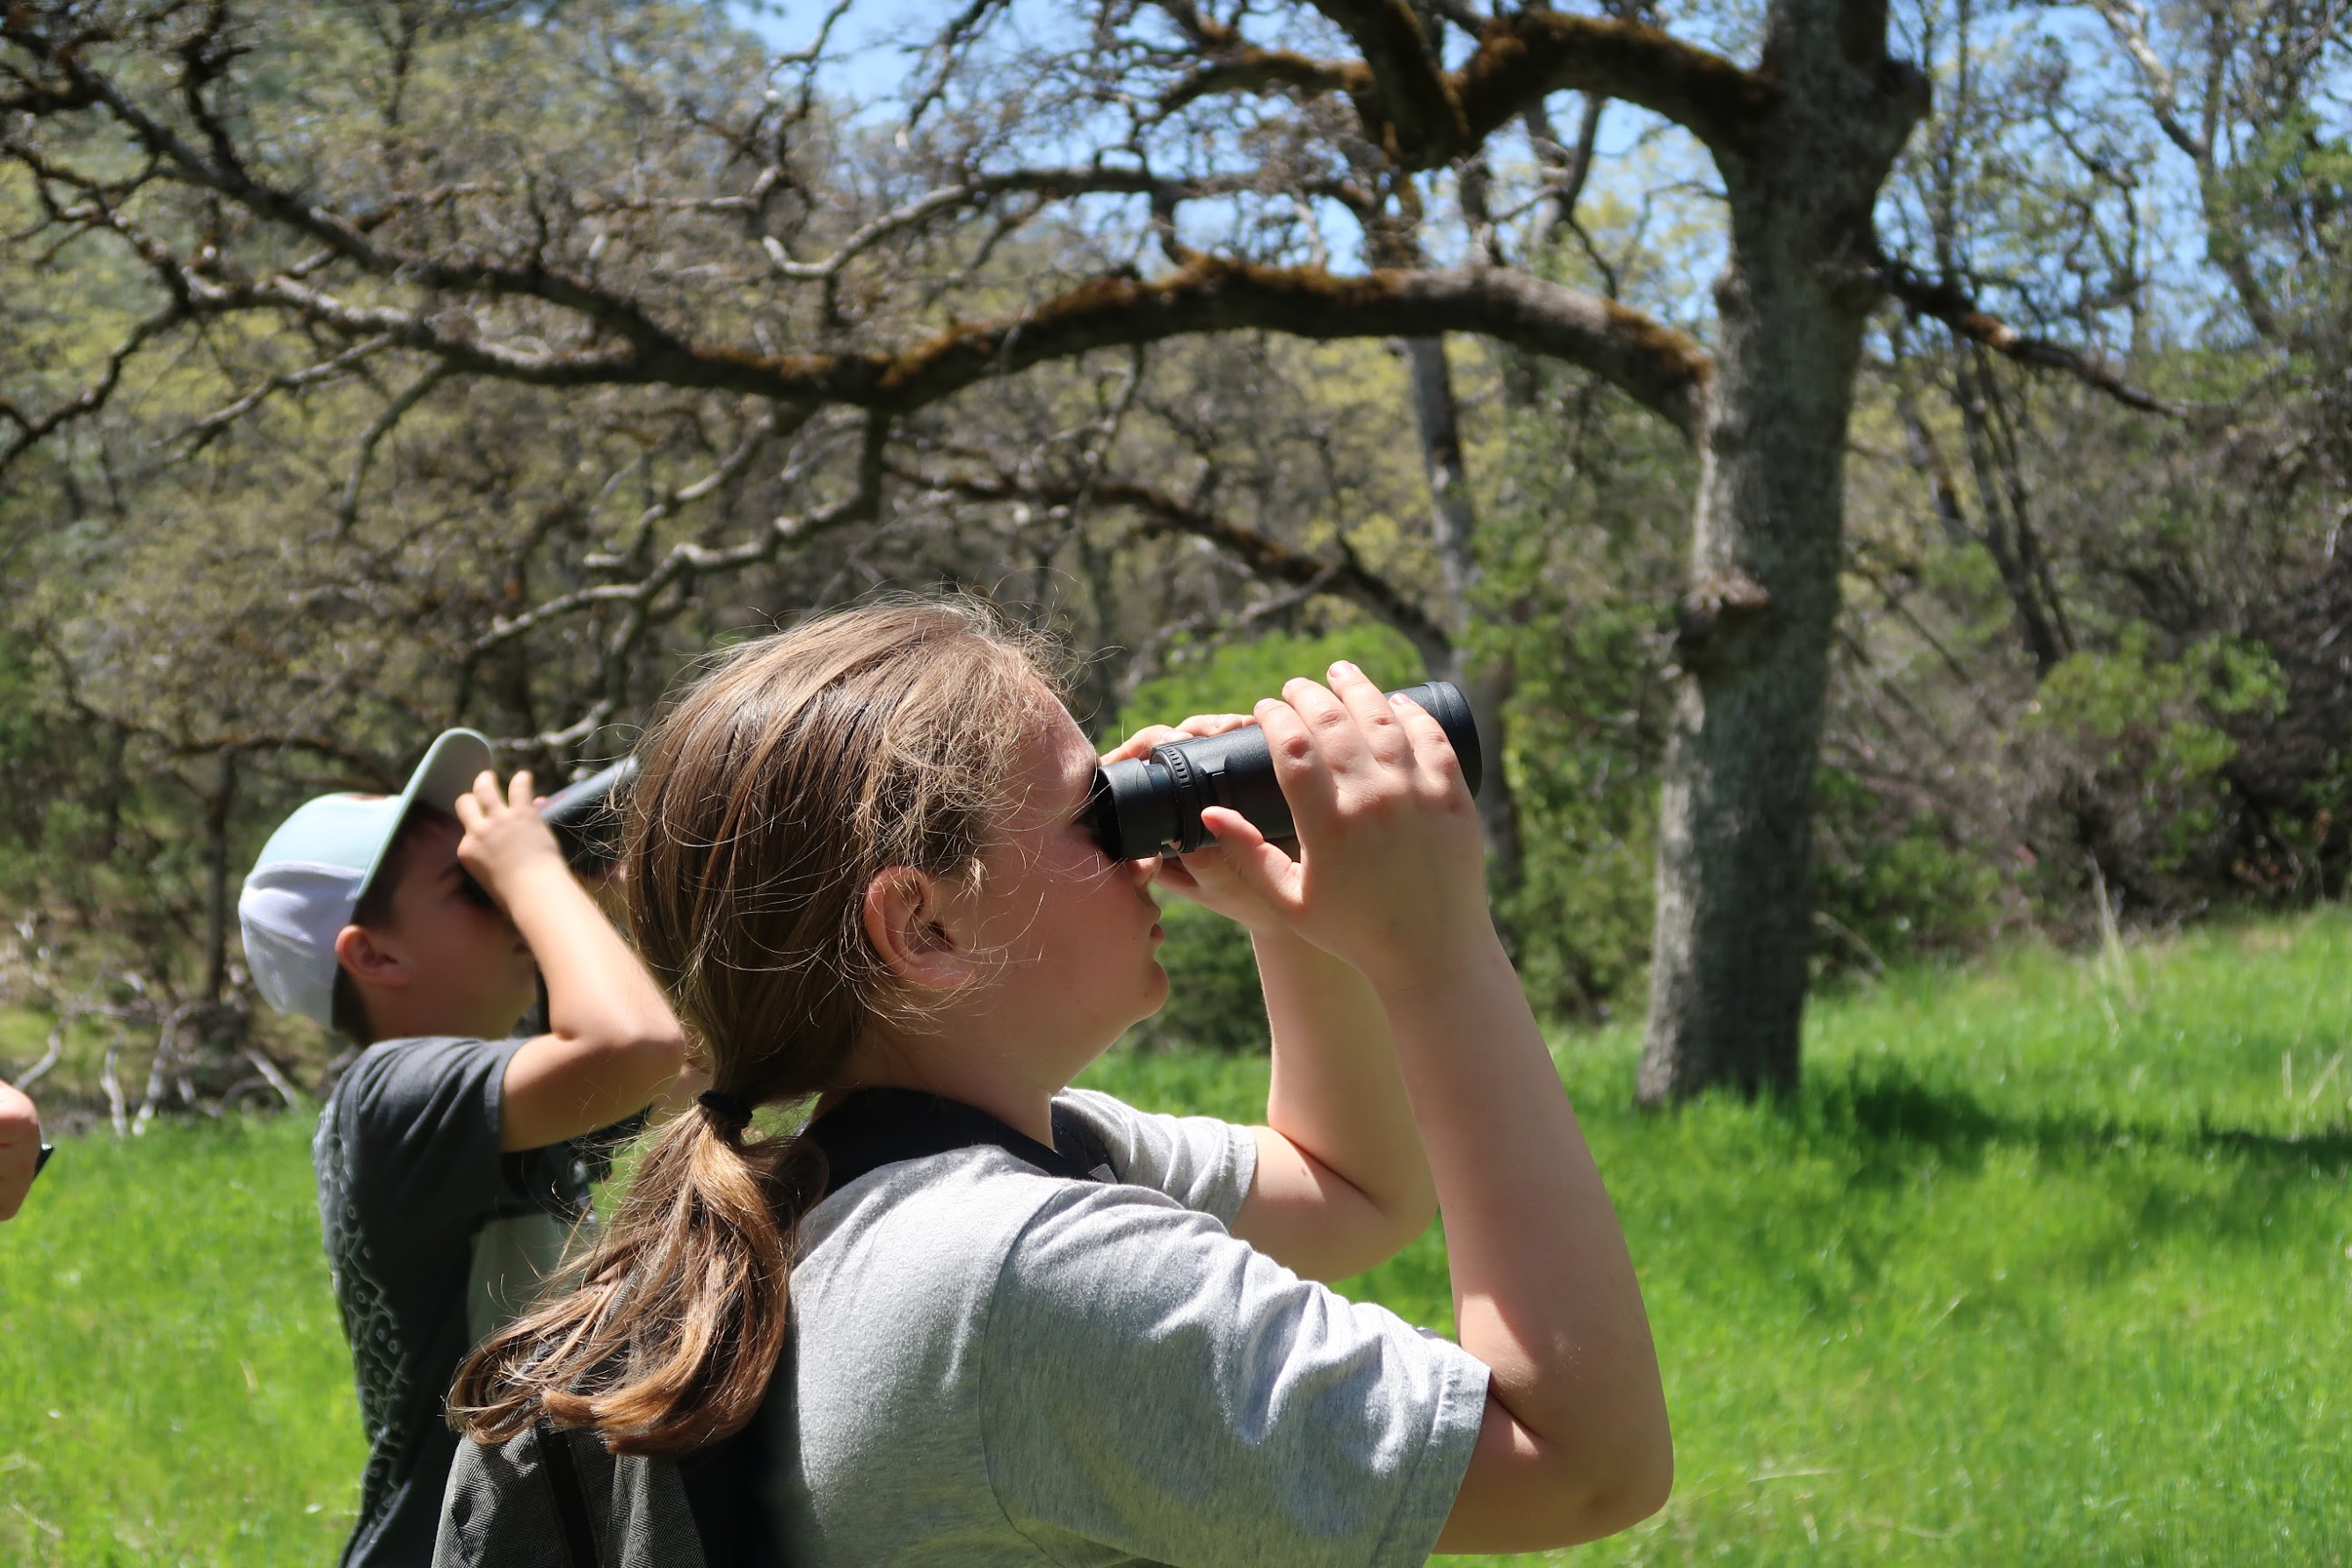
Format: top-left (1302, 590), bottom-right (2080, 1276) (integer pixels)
top-left (4, 913), bottom-right (2349, 1564)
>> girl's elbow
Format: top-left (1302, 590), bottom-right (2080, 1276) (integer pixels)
top-left (1586, 1436), bottom-right (1673, 1536)
top-left (1379, 1165), bottom-right (1438, 1245)
top-left (1389, 1187), bottom-right (1439, 1249)
top-left (1547, 1409), bottom-right (1674, 1543)
top-left (1537, 1440), bottom-right (1673, 1547)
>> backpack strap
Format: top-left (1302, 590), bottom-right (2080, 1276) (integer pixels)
top-left (678, 1413), bottom-right (775, 1568)
top-left (523, 1089), bottom-right (1111, 1565)
top-left (806, 1086), bottom-right (1114, 1197)
top-left (529, 1420), bottom-right (601, 1568)
top-left (1051, 1100), bottom-right (1118, 1184)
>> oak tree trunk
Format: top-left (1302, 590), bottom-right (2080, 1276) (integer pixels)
top-left (1636, 0), bottom-right (1927, 1104)
top-left (203, 745), bottom-right (239, 1005)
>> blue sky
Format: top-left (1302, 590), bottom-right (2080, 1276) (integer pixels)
top-left (714, 0), bottom-right (2287, 345)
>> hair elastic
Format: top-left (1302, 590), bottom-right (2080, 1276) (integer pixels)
top-left (697, 1088), bottom-right (756, 1130)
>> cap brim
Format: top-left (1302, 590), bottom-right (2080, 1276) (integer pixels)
top-left (357, 728), bottom-right (496, 898)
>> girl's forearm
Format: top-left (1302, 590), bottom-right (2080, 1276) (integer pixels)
top-left (1375, 934), bottom-right (1667, 1487)
top-left (1255, 925), bottom-right (1435, 1232)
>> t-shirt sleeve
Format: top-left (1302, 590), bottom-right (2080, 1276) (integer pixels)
top-left (338, 1035), bottom-right (525, 1269)
top-left (1053, 1087), bottom-right (1256, 1223)
top-left (980, 1184), bottom-right (1489, 1568)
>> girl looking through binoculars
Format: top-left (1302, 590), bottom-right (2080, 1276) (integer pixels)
top-left (444, 598), bottom-right (1669, 1563)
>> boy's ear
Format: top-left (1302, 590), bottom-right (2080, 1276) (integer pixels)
top-left (861, 868), bottom-right (975, 992)
top-left (333, 924), bottom-right (410, 991)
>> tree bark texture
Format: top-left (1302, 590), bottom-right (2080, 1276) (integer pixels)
top-left (1636, 0), bottom-right (1927, 1104)
top-left (203, 746), bottom-right (239, 1005)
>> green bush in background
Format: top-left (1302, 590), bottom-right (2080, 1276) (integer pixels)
top-left (1111, 623), bottom-right (1428, 735)
top-left (1811, 766), bottom-right (2004, 980)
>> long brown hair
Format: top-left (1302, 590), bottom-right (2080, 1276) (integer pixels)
top-left (449, 599), bottom-right (1058, 1455)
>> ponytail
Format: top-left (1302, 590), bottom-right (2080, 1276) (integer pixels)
top-left (450, 1097), bottom-right (821, 1455)
top-left (447, 598), bottom-right (1057, 1455)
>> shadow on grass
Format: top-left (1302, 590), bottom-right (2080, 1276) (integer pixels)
top-left (1611, 1064), bottom-right (2352, 1318)
top-left (1777, 1064), bottom-right (2352, 1184)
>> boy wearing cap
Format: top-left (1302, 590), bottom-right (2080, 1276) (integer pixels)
top-left (239, 730), bottom-right (686, 1568)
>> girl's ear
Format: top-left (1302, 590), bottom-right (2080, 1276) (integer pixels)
top-left (333, 923), bottom-right (410, 991)
top-left (862, 868), bottom-right (976, 992)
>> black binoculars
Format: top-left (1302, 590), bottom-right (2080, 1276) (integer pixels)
top-left (533, 677), bottom-right (1482, 869)
top-left (538, 758), bottom-right (638, 870)
top-left (1083, 680), bottom-right (1482, 861)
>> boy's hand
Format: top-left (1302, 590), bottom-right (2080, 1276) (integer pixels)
top-left (453, 770), bottom-right (569, 906)
top-left (1206, 661), bottom-right (1486, 991)
top-left (1101, 715), bottom-right (1291, 932)
top-left (459, 766), bottom-right (687, 1152)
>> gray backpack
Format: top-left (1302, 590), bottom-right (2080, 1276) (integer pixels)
top-left (439, 1420), bottom-right (725, 1568)
top-left (433, 1089), bottom-right (1114, 1568)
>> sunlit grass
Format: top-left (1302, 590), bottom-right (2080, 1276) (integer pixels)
top-left (1086, 911), bottom-right (2352, 1566)
top-left (0, 1115), bottom-right (361, 1564)
top-left (5, 911), bottom-right (2351, 1563)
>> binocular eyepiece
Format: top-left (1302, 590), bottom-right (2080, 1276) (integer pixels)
top-left (531, 677), bottom-right (1482, 870)
top-left (1083, 680), bottom-right (1481, 861)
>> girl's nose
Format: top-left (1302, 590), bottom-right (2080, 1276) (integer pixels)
top-left (1129, 853), bottom-right (1163, 885)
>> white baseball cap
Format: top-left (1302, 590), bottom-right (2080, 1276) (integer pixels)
top-left (237, 729), bottom-right (497, 1027)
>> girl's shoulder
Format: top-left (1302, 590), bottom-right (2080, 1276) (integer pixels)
top-left (786, 1092), bottom-right (1255, 1331)
top-left (783, 1129), bottom-right (1246, 1424)
top-left (1049, 1088), bottom-right (1257, 1223)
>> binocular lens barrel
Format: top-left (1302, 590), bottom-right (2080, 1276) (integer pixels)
top-left (1084, 680), bottom-right (1481, 861)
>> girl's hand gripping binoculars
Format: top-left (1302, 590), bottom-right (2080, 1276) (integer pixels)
top-left (1082, 679), bottom-right (1482, 861)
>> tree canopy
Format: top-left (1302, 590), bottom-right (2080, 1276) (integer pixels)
top-left (1, 0), bottom-right (2343, 1117)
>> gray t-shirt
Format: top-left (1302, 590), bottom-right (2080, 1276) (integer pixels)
top-left (317, 1034), bottom-right (635, 1568)
top-left (756, 1088), bottom-right (1489, 1566)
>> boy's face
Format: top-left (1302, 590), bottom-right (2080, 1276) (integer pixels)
top-left (350, 812), bottom-right (541, 1038)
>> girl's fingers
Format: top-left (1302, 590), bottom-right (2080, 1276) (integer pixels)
top-left (1199, 806), bottom-right (1300, 911)
top-left (1252, 695), bottom-right (1341, 841)
top-left (1100, 724), bottom-right (1186, 765)
top-left (1279, 676), bottom-right (1368, 783)
top-left (1102, 715), bottom-right (1251, 766)
top-left (508, 770), bottom-right (535, 810)
top-left (1327, 661), bottom-right (1411, 767)
top-left (1389, 691), bottom-right (1466, 795)
top-left (1177, 712), bottom-right (1253, 737)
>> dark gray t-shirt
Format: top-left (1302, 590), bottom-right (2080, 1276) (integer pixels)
top-left (316, 1034), bottom-right (633, 1568)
